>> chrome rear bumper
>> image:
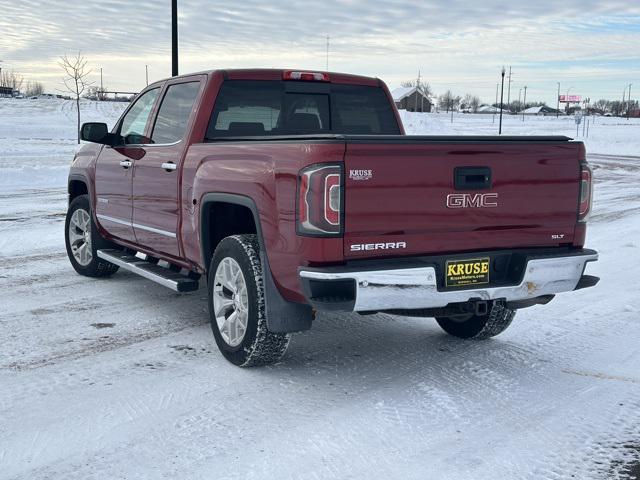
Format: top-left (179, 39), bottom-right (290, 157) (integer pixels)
top-left (299, 251), bottom-right (598, 312)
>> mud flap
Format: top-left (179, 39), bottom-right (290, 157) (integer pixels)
top-left (260, 251), bottom-right (313, 333)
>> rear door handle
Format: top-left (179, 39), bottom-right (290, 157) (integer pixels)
top-left (119, 160), bottom-right (133, 169)
top-left (161, 162), bottom-right (177, 172)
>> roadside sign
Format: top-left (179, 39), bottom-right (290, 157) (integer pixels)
top-left (560, 94), bottom-right (582, 103)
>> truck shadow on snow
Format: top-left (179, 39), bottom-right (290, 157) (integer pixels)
top-left (280, 311), bottom-right (547, 384)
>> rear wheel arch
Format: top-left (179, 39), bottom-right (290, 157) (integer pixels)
top-left (199, 193), bottom-right (262, 272)
top-left (199, 192), bottom-right (313, 334)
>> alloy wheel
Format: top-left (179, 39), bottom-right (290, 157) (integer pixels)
top-left (213, 257), bottom-right (249, 347)
top-left (68, 208), bottom-right (93, 266)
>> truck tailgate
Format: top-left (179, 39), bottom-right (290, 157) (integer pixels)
top-left (343, 138), bottom-right (581, 259)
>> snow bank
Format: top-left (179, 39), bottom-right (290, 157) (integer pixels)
top-left (0, 98), bottom-right (126, 192)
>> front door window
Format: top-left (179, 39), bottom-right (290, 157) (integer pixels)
top-left (119, 88), bottom-right (160, 144)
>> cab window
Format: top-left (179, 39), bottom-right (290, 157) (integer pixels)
top-left (151, 82), bottom-right (200, 144)
top-left (119, 88), bottom-right (160, 144)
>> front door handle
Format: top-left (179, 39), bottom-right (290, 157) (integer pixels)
top-left (161, 162), bottom-right (177, 172)
top-left (119, 160), bottom-right (133, 169)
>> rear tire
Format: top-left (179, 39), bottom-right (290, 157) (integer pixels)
top-left (65, 194), bottom-right (119, 278)
top-left (436, 300), bottom-right (516, 339)
top-left (208, 234), bottom-right (290, 367)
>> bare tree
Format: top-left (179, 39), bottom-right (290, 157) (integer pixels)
top-left (59, 52), bottom-right (93, 143)
top-left (85, 86), bottom-right (108, 101)
top-left (401, 79), bottom-right (433, 98)
top-left (25, 81), bottom-right (45, 97)
top-left (0, 70), bottom-right (24, 91)
top-left (461, 94), bottom-right (473, 110)
top-left (439, 91), bottom-right (460, 112)
top-left (469, 95), bottom-right (481, 113)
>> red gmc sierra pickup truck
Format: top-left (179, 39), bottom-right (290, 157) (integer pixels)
top-left (66, 68), bottom-right (598, 366)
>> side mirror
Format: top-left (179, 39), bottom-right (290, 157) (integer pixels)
top-left (80, 122), bottom-right (111, 145)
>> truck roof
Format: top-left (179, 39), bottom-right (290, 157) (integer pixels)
top-left (167, 68), bottom-right (381, 87)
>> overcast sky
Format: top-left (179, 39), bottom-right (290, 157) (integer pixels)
top-left (1, 0), bottom-right (639, 105)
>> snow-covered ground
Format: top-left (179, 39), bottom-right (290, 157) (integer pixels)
top-left (400, 110), bottom-right (640, 157)
top-left (1, 99), bottom-right (639, 479)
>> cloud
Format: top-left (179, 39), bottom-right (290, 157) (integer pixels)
top-left (1, 0), bottom-right (638, 103)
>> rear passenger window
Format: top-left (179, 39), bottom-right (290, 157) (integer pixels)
top-left (151, 82), bottom-right (200, 144)
top-left (331, 85), bottom-right (399, 135)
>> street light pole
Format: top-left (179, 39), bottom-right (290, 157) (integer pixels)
top-left (522, 85), bottom-right (527, 122)
top-left (499, 67), bottom-right (505, 134)
top-left (627, 84), bottom-right (633, 120)
top-left (556, 82), bottom-right (560, 118)
top-left (172, 0), bottom-right (178, 77)
top-left (145, 65), bottom-right (149, 86)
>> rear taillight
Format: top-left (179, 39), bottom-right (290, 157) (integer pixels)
top-left (283, 70), bottom-right (330, 82)
top-left (297, 164), bottom-right (342, 236)
top-left (578, 163), bottom-right (592, 222)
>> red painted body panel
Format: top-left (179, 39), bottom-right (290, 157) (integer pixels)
top-left (70, 68), bottom-right (589, 305)
top-left (181, 141), bottom-right (345, 302)
top-left (343, 141), bottom-right (582, 259)
top-left (131, 143), bottom-right (183, 257)
top-left (94, 145), bottom-right (136, 242)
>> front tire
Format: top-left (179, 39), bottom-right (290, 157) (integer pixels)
top-left (65, 194), bottom-right (119, 277)
top-left (436, 300), bottom-right (516, 340)
top-left (208, 234), bottom-right (290, 367)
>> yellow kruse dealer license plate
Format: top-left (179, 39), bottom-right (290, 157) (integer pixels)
top-left (445, 258), bottom-right (490, 287)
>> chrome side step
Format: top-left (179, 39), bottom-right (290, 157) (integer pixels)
top-left (97, 249), bottom-right (199, 293)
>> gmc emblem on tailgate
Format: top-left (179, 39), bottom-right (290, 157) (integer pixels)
top-left (446, 193), bottom-right (498, 208)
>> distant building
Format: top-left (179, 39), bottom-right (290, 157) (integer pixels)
top-left (0, 86), bottom-right (13, 97)
top-left (522, 105), bottom-right (565, 116)
top-left (476, 104), bottom-right (505, 114)
top-left (391, 86), bottom-right (432, 112)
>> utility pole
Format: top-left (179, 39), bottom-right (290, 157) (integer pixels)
top-left (627, 84), bottom-right (633, 120)
top-left (499, 67), bottom-right (505, 134)
top-left (493, 83), bottom-right (498, 124)
top-left (145, 65), bottom-right (149, 86)
top-left (100, 67), bottom-right (103, 97)
top-left (414, 70), bottom-right (421, 112)
top-left (506, 66), bottom-right (512, 111)
top-left (556, 82), bottom-right (560, 118)
top-left (326, 36), bottom-right (330, 71)
top-left (522, 85), bottom-right (527, 122)
top-left (518, 88), bottom-right (522, 113)
top-left (172, 0), bottom-right (178, 76)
